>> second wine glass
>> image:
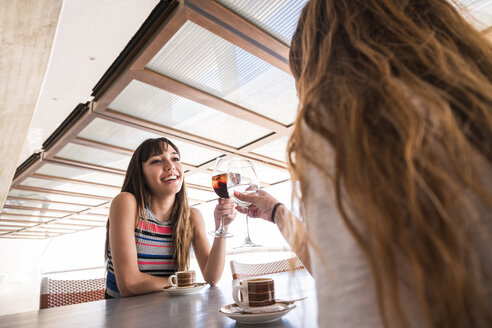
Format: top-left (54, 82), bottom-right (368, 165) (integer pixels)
top-left (227, 159), bottom-right (262, 248)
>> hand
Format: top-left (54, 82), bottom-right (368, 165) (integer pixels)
top-left (233, 190), bottom-right (279, 222)
top-left (214, 198), bottom-right (236, 229)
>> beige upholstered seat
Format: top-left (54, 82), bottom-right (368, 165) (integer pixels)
top-left (40, 277), bottom-right (106, 309)
top-left (230, 257), bottom-right (305, 280)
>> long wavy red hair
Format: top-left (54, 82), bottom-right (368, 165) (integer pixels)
top-left (288, 0), bottom-right (492, 327)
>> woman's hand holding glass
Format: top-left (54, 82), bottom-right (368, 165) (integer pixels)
top-left (210, 157), bottom-right (236, 238)
top-left (227, 159), bottom-right (263, 248)
top-left (233, 190), bottom-right (280, 222)
top-left (213, 198), bottom-right (236, 231)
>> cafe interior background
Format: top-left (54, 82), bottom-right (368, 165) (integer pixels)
top-left (1, 0), bottom-right (491, 316)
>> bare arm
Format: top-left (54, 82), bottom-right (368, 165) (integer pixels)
top-left (273, 204), bottom-right (311, 272)
top-left (234, 190), bottom-right (311, 272)
top-left (191, 199), bottom-right (236, 285)
top-left (109, 192), bottom-right (171, 296)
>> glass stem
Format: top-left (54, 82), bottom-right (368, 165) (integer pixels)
top-left (244, 214), bottom-right (252, 243)
top-left (217, 216), bottom-right (225, 232)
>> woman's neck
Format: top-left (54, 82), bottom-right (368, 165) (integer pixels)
top-left (148, 194), bottom-right (176, 222)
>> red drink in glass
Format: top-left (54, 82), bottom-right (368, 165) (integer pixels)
top-left (212, 173), bottom-right (229, 198)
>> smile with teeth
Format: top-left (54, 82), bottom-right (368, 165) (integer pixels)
top-left (162, 174), bottom-right (179, 182)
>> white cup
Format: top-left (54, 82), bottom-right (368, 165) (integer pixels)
top-left (168, 270), bottom-right (195, 288)
top-left (233, 277), bottom-right (275, 308)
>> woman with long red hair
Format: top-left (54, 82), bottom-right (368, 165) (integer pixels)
top-left (235, 1), bottom-right (492, 327)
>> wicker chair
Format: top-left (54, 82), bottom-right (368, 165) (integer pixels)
top-left (230, 257), bottom-right (305, 280)
top-left (40, 277), bottom-right (106, 309)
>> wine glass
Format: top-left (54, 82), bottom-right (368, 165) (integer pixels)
top-left (209, 157), bottom-right (234, 238)
top-left (227, 159), bottom-right (263, 248)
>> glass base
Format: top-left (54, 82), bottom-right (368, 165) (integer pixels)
top-left (209, 230), bottom-right (234, 238)
top-left (233, 239), bottom-right (263, 249)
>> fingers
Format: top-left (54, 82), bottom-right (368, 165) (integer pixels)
top-left (216, 198), bottom-right (234, 209)
top-left (216, 204), bottom-right (235, 211)
top-left (218, 198), bottom-right (233, 205)
top-left (235, 205), bottom-right (260, 219)
top-left (215, 198), bottom-right (236, 218)
top-left (215, 208), bottom-right (235, 217)
top-left (233, 191), bottom-right (258, 203)
top-left (234, 190), bottom-right (278, 206)
top-left (221, 212), bottom-right (237, 222)
top-left (217, 210), bottom-right (237, 227)
top-left (235, 206), bottom-right (248, 214)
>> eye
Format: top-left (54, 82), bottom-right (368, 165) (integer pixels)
top-left (172, 157), bottom-right (180, 162)
top-left (150, 159), bottom-right (161, 164)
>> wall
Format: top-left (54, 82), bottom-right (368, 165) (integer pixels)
top-left (0, 228), bottom-right (105, 316)
top-left (0, 0), bottom-right (62, 213)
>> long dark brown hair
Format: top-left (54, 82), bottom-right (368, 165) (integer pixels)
top-left (288, 0), bottom-right (492, 327)
top-left (105, 137), bottom-right (192, 271)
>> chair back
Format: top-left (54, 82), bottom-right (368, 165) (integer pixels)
top-left (230, 257), bottom-right (305, 280)
top-left (40, 277), bottom-right (106, 309)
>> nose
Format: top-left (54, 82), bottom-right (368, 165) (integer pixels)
top-left (163, 160), bottom-right (175, 171)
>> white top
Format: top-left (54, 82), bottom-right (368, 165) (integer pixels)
top-left (300, 121), bottom-right (492, 328)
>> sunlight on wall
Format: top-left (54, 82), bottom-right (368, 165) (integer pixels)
top-left (0, 228), bottom-right (106, 315)
top-left (0, 239), bottom-right (49, 315)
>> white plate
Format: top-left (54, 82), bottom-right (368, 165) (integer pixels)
top-left (163, 282), bottom-right (208, 295)
top-left (219, 301), bottom-right (296, 324)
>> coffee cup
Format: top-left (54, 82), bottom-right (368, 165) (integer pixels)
top-left (233, 277), bottom-right (275, 308)
top-left (168, 270), bottom-right (196, 288)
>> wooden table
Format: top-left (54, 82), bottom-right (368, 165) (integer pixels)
top-left (0, 271), bottom-right (318, 327)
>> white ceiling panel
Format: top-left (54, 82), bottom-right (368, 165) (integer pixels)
top-left (251, 136), bottom-right (289, 162)
top-left (55, 143), bottom-right (131, 171)
top-left (216, 0), bottom-right (308, 45)
top-left (78, 118), bottom-right (223, 166)
top-left (109, 80), bottom-right (272, 148)
top-left (36, 162), bottom-right (124, 187)
top-left (7, 189), bottom-right (105, 206)
top-left (146, 21), bottom-right (298, 125)
top-left (20, 177), bottom-right (119, 199)
top-left (458, 0), bottom-right (492, 30)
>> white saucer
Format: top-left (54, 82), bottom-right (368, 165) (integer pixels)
top-left (219, 301), bottom-right (296, 324)
top-left (163, 282), bottom-right (208, 295)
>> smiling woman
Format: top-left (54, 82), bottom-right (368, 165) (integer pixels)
top-left (142, 144), bottom-right (183, 197)
top-left (104, 137), bottom-right (236, 298)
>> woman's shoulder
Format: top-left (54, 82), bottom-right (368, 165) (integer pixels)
top-left (110, 192), bottom-right (137, 211)
top-left (113, 191), bottom-right (136, 202)
top-left (189, 207), bottom-right (204, 226)
top-left (189, 207), bottom-right (202, 219)
top-left (108, 192), bottom-right (138, 228)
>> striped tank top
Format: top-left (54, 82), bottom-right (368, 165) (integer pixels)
top-left (105, 207), bottom-right (178, 297)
